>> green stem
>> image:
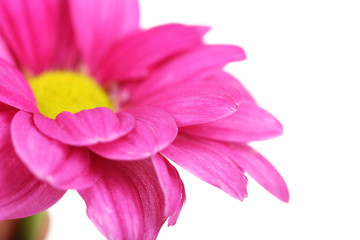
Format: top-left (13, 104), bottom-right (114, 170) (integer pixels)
top-left (14, 212), bottom-right (47, 240)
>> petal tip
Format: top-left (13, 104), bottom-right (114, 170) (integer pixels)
top-left (230, 45), bottom-right (247, 62)
top-left (194, 25), bottom-right (212, 36)
top-left (278, 185), bottom-right (290, 203)
top-left (270, 115), bottom-right (284, 139)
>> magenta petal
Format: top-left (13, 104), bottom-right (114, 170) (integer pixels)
top-left (0, 108), bottom-right (16, 142)
top-left (151, 154), bottom-right (185, 224)
top-left (161, 136), bottom-right (248, 200)
top-left (69, 0), bottom-right (139, 77)
top-left (167, 180), bottom-right (186, 226)
top-left (180, 101), bottom-right (283, 142)
top-left (0, 60), bottom-right (38, 112)
top-left (0, 150), bottom-right (66, 221)
top-left (34, 107), bottom-right (135, 146)
top-left (0, 35), bottom-right (13, 65)
top-left (97, 24), bottom-right (209, 82)
top-left (143, 84), bottom-right (242, 127)
top-left (90, 107), bottom-right (178, 160)
top-left (227, 143), bottom-right (289, 202)
top-left (11, 111), bottom-right (103, 190)
top-left (132, 44), bottom-right (246, 101)
top-left (78, 160), bottom-right (166, 240)
top-left (205, 71), bottom-right (256, 103)
top-left (0, 0), bottom-right (79, 74)
top-left (0, 110), bottom-right (65, 220)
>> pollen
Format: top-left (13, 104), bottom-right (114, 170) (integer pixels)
top-left (29, 71), bottom-right (113, 119)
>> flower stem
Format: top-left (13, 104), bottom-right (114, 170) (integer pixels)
top-left (13, 211), bottom-right (49, 240)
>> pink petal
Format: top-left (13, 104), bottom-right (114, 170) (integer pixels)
top-left (227, 143), bottom-right (289, 202)
top-left (97, 24), bottom-right (209, 82)
top-left (161, 136), bottom-right (248, 200)
top-left (52, 0), bottom-right (80, 70)
top-left (180, 101), bottom-right (283, 142)
top-left (69, 0), bottom-right (139, 77)
top-left (151, 154), bottom-right (185, 225)
top-left (78, 160), bottom-right (166, 240)
top-left (34, 107), bottom-right (135, 146)
top-left (0, 0), bottom-right (79, 74)
top-left (131, 45), bottom-right (246, 101)
top-left (142, 84), bottom-right (242, 127)
top-left (0, 34), bottom-right (14, 65)
top-left (11, 111), bottom-right (103, 190)
top-left (0, 110), bottom-right (65, 220)
top-left (90, 107), bottom-right (178, 160)
top-left (203, 71), bottom-right (256, 103)
top-left (0, 150), bottom-right (66, 221)
top-left (167, 180), bottom-right (186, 226)
top-left (0, 59), bottom-right (38, 112)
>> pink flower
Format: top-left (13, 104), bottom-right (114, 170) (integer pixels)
top-left (0, 0), bottom-right (288, 239)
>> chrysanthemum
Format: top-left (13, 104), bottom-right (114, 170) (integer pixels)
top-left (0, 0), bottom-right (288, 239)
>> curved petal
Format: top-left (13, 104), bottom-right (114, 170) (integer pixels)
top-left (90, 107), bottom-right (178, 160)
top-left (34, 107), bottom-right (135, 146)
top-left (161, 136), bottom-right (248, 200)
top-left (69, 0), bottom-right (139, 77)
top-left (167, 180), bottom-right (186, 226)
top-left (142, 84), bottom-right (242, 127)
top-left (97, 24), bottom-right (209, 82)
top-left (0, 59), bottom-right (38, 112)
top-left (203, 71), bottom-right (256, 103)
top-left (0, 34), bottom-right (14, 65)
top-left (0, 110), bottom-right (65, 221)
top-left (226, 143), bottom-right (289, 202)
top-left (78, 160), bottom-right (166, 240)
top-left (180, 101), bottom-right (283, 142)
top-left (11, 111), bottom-right (103, 190)
top-left (131, 44), bottom-right (246, 101)
top-left (0, 0), bottom-right (79, 74)
top-left (151, 154), bottom-right (185, 225)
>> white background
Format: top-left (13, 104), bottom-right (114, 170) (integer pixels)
top-left (48, 0), bottom-right (360, 239)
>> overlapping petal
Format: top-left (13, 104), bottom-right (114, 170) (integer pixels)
top-left (78, 160), bottom-right (166, 240)
top-left (180, 101), bottom-right (283, 142)
top-left (0, 0), bottom-right (78, 74)
top-left (142, 83), bottom-right (242, 127)
top-left (161, 136), bottom-right (248, 200)
top-left (0, 149), bottom-right (66, 221)
top-left (97, 24), bottom-right (209, 82)
top-left (90, 107), bottom-right (177, 160)
top-left (34, 107), bottom-right (135, 146)
top-left (0, 59), bottom-right (38, 112)
top-left (151, 154), bottom-right (185, 225)
top-left (0, 34), bottom-right (13, 65)
top-left (0, 110), bottom-right (65, 220)
top-left (131, 45), bottom-right (246, 101)
top-left (226, 143), bottom-right (289, 202)
top-left (69, 0), bottom-right (139, 76)
top-left (11, 111), bottom-right (103, 190)
top-left (167, 180), bottom-right (186, 226)
top-left (201, 71), bottom-right (256, 103)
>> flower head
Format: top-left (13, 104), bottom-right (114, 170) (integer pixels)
top-left (0, 0), bottom-right (288, 239)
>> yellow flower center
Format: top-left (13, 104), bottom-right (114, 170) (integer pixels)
top-left (29, 71), bottom-right (113, 119)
